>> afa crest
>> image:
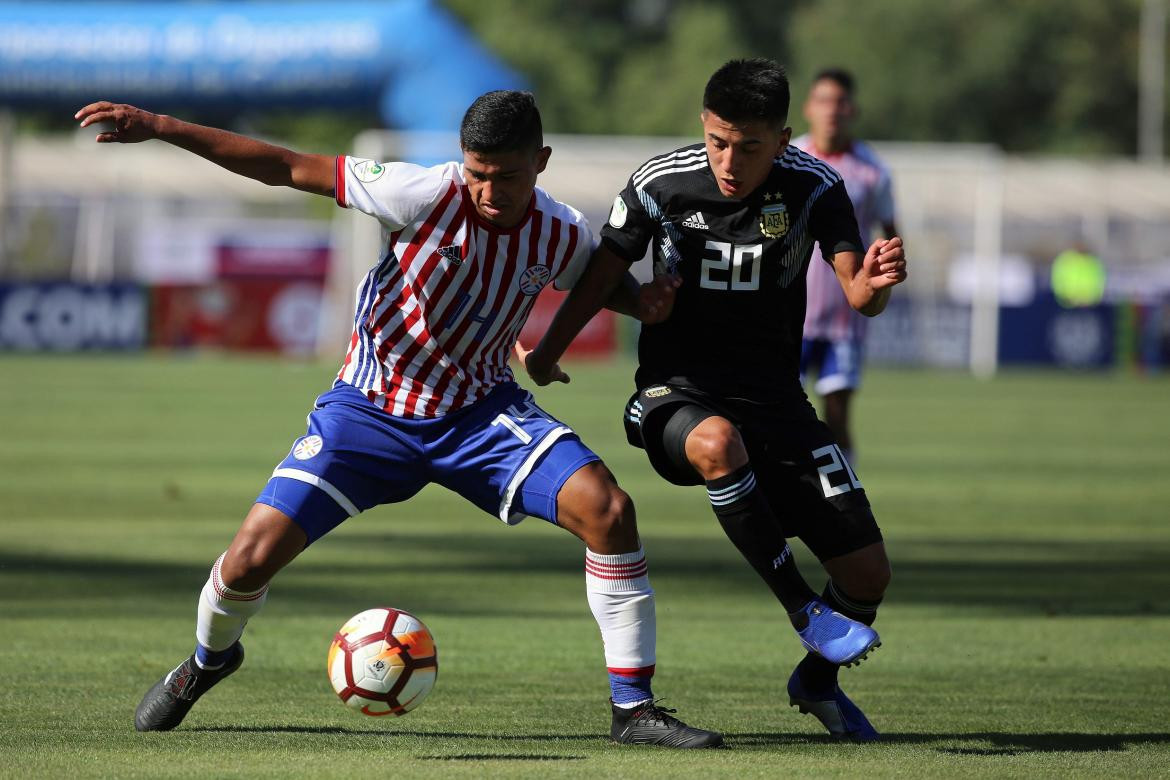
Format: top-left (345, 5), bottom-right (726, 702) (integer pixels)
top-left (760, 193), bottom-right (789, 239)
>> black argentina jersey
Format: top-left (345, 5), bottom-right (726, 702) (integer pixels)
top-left (601, 143), bottom-right (863, 407)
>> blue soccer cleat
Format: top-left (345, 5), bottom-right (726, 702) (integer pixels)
top-left (795, 600), bottom-right (880, 666)
top-left (787, 666), bottom-right (879, 741)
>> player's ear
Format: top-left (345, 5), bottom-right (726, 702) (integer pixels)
top-left (535, 145), bottom-right (551, 174)
top-left (775, 126), bottom-right (792, 156)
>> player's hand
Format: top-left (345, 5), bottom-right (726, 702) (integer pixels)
top-left (514, 341), bottom-right (570, 386)
top-left (75, 101), bottom-right (162, 143)
top-left (635, 274), bottom-right (681, 324)
top-left (862, 236), bottom-right (907, 290)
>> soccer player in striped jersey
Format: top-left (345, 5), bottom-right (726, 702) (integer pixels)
top-left (522, 60), bottom-right (907, 741)
top-left (794, 68), bottom-right (899, 464)
top-left (75, 92), bottom-right (721, 748)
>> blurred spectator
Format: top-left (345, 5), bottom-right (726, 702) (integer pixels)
top-left (1051, 244), bottom-right (1105, 307)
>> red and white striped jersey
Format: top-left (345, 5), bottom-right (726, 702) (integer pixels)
top-left (333, 156), bottom-right (592, 418)
top-left (792, 136), bottom-right (896, 342)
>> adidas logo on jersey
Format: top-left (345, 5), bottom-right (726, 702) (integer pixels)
top-left (681, 211), bottom-right (709, 230)
top-left (438, 245), bottom-right (463, 265)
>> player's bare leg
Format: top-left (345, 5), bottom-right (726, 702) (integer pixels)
top-left (821, 389), bottom-right (854, 461)
top-left (555, 461), bottom-right (639, 554)
top-left (556, 462), bottom-right (723, 748)
top-left (135, 504), bottom-right (305, 731)
top-left (219, 504), bottom-right (309, 589)
top-left (823, 542), bottom-right (890, 602)
top-left (789, 541), bottom-right (889, 741)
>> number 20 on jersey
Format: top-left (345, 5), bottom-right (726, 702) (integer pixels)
top-left (700, 240), bottom-right (763, 291)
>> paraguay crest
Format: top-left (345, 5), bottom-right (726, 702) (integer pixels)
top-left (760, 192), bottom-right (788, 239)
top-left (519, 264), bottom-right (551, 295)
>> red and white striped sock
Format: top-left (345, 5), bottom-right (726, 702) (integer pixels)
top-left (585, 546), bottom-right (656, 707)
top-left (194, 552), bottom-right (268, 669)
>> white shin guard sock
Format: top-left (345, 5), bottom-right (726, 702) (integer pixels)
top-left (195, 552), bottom-right (268, 664)
top-left (585, 547), bottom-right (656, 679)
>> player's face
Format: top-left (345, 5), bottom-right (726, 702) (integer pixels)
top-left (701, 110), bottom-right (790, 199)
top-left (462, 146), bottom-right (551, 228)
top-left (803, 79), bottom-right (855, 142)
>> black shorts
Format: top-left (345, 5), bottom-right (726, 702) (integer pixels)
top-left (623, 384), bottom-right (882, 561)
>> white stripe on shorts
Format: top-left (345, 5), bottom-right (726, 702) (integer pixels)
top-left (271, 467), bottom-right (360, 517)
top-left (498, 426), bottom-right (572, 525)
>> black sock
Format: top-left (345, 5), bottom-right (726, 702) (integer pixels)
top-left (796, 580), bottom-right (883, 691)
top-left (706, 463), bottom-right (817, 620)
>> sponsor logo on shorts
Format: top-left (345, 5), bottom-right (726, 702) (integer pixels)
top-left (643, 385), bottom-right (671, 398)
top-left (519, 264), bottom-right (551, 295)
top-left (293, 435), bottom-right (324, 460)
top-left (354, 159), bottom-right (386, 183)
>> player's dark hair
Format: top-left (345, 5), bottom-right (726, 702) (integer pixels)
top-left (703, 58), bottom-right (790, 126)
top-left (812, 67), bottom-right (855, 95)
top-left (460, 90), bottom-right (543, 154)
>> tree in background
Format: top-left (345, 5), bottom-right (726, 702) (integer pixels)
top-left (17, 0), bottom-right (1158, 157)
top-left (446, 0), bottom-right (1154, 156)
top-left (784, 0), bottom-right (1143, 155)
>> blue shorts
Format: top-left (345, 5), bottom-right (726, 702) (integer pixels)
top-left (800, 337), bottom-right (863, 395)
top-left (256, 382), bottom-right (601, 545)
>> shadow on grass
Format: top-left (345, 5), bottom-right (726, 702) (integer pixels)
top-left (186, 725), bottom-right (597, 740)
top-left (3, 534), bottom-right (1169, 616)
top-left (185, 725), bottom-right (1170, 755)
top-left (730, 731), bottom-right (1170, 754)
top-left (420, 755), bottom-right (585, 761)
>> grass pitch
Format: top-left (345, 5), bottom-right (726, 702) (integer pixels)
top-left (1, 354), bottom-right (1168, 778)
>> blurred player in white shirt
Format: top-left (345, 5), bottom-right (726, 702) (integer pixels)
top-left (794, 69), bottom-right (898, 462)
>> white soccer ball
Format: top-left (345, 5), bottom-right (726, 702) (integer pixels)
top-left (327, 607), bottom-right (438, 716)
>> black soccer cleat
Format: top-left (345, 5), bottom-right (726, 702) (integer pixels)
top-left (610, 699), bottom-right (724, 748)
top-left (134, 644), bottom-right (244, 732)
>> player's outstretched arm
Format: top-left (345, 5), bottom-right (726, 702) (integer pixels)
top-left (523, 244), bottom-right (630, 385)
top-left (833, 235), bottom-right (907, 316)
top-left (75, 102), bottom-right (335, 197)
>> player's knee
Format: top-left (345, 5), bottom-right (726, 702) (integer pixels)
top-left (846, 556), bottom-right (891, 601)
top-left (219, 505), bottom-right (306, 589)
top-left (220, 543), bottom-right (276, 591)
top-left (684, 417), bottom-right (747, 479)
top-left (577, 484), bottom-right (637, 550)
top-left (594, 487), bottom-right (636, 547)
top-left (867, 558), bottom-right (892, 597)
top-left (827, 542), bottom-right (891, 601)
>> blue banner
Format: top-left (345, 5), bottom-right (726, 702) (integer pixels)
top-left (0, 1), bottom-right (524, 131)
top-left (998, 292), bottom-right (1114, 368)
top-left (867, 294), bottom-right (1116, 369)
top-left (0, 283), bottom-right (146, 351)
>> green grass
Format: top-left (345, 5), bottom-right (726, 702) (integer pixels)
top-left (1, 354), bottom-right (1168, 778)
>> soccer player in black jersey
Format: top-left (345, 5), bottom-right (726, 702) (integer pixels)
top-left (521, 59), bottom-right (907, 741)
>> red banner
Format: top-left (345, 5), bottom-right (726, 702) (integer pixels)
top-left (150, 280), bottom-right (323, 354)
top-left (517, 287), bottom-right (616, 357)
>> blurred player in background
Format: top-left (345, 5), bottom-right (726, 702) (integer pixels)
top-left (794, 68), bottom-right (898, 463)
top-left (522, 59), bottom-right (906, 741)
top-left (76, 92), bottom-right (722, 748)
